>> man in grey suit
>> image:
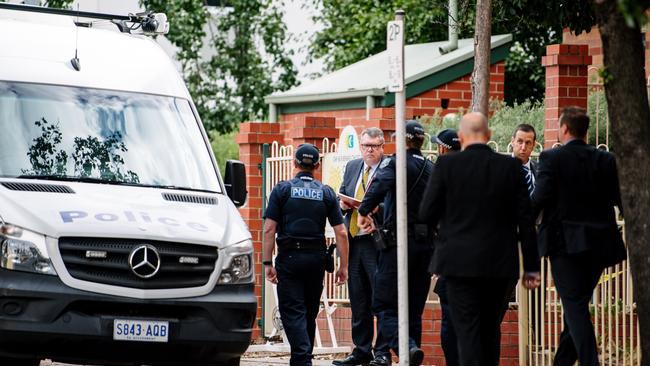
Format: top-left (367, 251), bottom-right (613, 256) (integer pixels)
top-left (333, 127), bottom-right (389, 366)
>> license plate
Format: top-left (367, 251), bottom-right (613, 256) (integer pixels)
top-left (113, 319), bottom-right (169, 342)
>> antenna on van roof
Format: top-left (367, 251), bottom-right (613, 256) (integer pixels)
top-left (70, 3), bottom-right (81, 71)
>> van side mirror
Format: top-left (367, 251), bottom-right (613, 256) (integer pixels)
top-left (224, 160), bottom-right (247, 207)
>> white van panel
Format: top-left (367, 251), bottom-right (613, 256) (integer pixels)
top-left (0, 10), bottom-right (190, 99)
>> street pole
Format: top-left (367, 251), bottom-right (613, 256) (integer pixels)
top-left (388, 9), bottom-right (409, 365)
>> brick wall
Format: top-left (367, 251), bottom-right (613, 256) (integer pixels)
top-left (316, 305), bottom-right (521, 366)
top-left (563, 24), bottom-right (650, 79)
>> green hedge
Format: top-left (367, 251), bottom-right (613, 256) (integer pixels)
top-left (419, 100), bottom-right (545, 152)
top-left (419, 94), bottom-right (610, 152)
top-left (209, 130), bottom-right (240, 174)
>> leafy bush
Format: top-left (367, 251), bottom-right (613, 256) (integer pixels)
top-left (209, 131), bottom-right (239, 174)
top-left (419, 99), bottom-right (545, 153)
top-left (489, 100), bottom-right (545, 151)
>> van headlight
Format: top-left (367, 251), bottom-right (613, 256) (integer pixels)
top-left (0, 224), bottom-right (56, 276)
top-left (218, 239), bottom-right (253, 284)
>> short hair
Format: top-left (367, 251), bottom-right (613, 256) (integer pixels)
top-left (406, 135), bottom-right (425, 150)
top-left (361, 127), bottom-right (385, 144)
top-left (512, 124), bottom-right (537, 141)
top-left (559, 106), bottom-right (589, 138)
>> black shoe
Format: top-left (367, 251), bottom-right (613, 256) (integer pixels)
top-left (409, 346), bottom-right (424, 366)
top-left (368, 354), bottom-right (391, 366)
top-left (333, 354), bottom-right (371, 366)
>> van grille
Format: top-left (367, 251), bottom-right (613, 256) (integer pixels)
top-left (1, 182), bottom-right (75, 193)
top-left (162, 193), bottom-right (217, 205)
top-left (58, 237), bottom-right (218, 289)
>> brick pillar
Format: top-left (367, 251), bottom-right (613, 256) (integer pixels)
top-left (289, 116), bottom-right (339, 146)
top-left (235, 122), bottom-right (284, 340)
top-left (289, 116), bottom-right (340, 180)
top-left (542, 44), bottom-right (591, 148)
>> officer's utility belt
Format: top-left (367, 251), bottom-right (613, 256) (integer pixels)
top-left (277, 238), bottom-right (326, 252)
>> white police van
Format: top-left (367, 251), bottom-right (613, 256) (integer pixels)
top-left (0, 3), bottom-right (255, 365)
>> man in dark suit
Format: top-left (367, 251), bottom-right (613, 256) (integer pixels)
top-left (532, 106), bottom-right (626, 366)
top-left (421, 112), bottom-right (540, 366)
top-left (420, 128), bottom-right (461, 366)
top-left (511, 123), bottom-right (538, 195)
top-left (333, 127), bottom-right (389, 366)
top-left (510, 123), bottom-right (544, 341)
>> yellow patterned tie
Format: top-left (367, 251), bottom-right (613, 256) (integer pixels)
top-left (349, 166), bottom-right (370, 237)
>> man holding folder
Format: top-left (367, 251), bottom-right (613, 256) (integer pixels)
top-left (333, 127), bottom-right (389, 366)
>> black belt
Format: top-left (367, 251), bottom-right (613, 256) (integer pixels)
top-left (278, 240), bottom-right (326, 252)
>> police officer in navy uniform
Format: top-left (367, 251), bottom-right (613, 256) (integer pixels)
top-left (262, 143), bottom-right (350, 366)
top-left (357, 120), bottom-right (434, 366)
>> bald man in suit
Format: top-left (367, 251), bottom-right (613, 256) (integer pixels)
top-left (421, 112), bottom-right (541, 366)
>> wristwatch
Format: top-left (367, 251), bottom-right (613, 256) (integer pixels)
top-left (262, 260), bottom-right (273, 266)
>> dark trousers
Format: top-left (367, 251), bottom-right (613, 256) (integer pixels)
top-left (445, 276), bottom-right (517, 366)
top-left (373, 243), bottom-right (433, 352)
top-left (275, 249), bottom-right (326, 366)
top-left (434, 277), bottom-right (459, 366)
top-left (551, 252), bottom-right (603, 366)
top-left (348, 235), bottom-right (388, 359)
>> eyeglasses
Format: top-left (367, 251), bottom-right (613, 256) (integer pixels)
top-left (361, 144), bottom-right (384, 151)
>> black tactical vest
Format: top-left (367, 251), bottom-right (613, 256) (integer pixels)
top-left (281, 175), bottom-right (328, 241)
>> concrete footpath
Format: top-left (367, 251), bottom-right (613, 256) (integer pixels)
top-left (40, 352), bottom-right (344, 365)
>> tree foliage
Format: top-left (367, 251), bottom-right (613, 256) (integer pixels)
top-left (310, 0), bottom-right (452, 72)
top-left (311, 0), bottom-right (561, 104)
top-left (142, 0), bottom-right (298, 133)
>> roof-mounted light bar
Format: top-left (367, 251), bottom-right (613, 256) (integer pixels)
top-left (0, 3), bottom-right (169, 35)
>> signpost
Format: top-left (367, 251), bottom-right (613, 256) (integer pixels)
top-left (387, 18), bottom-right (404, 93)
top-left (388, 9), bottom-right (410, 366)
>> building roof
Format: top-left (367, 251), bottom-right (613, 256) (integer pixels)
top-left (266, 34), bottom-right (512, 113)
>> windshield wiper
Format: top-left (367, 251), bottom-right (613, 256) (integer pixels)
top-left (137, 184), bottom-right (219, 194)
top-left (15, 175), bottom-right (218, 193)
top-left (17, 174), bottom-right (136, 186)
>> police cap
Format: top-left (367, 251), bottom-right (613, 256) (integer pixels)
top-left (405, 120), bottom-right (426, 139)
top-left (295, 143), bottom-right (320, 167)
top-left (434, 128), bottom-right (461, 151)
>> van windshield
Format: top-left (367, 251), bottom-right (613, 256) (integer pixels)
top-left (0, 81), bottom-right (220, 193)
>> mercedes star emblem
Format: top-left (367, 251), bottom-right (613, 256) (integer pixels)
top-left (128, 244), bottom-right (161, 279)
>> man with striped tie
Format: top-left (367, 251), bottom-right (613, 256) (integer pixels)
top-left (511, 124), bottom-right (538, 196)
top-left (334, 127), bottom-right (389, 366)
top-left (511, 123), bottom-right (543, 346)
